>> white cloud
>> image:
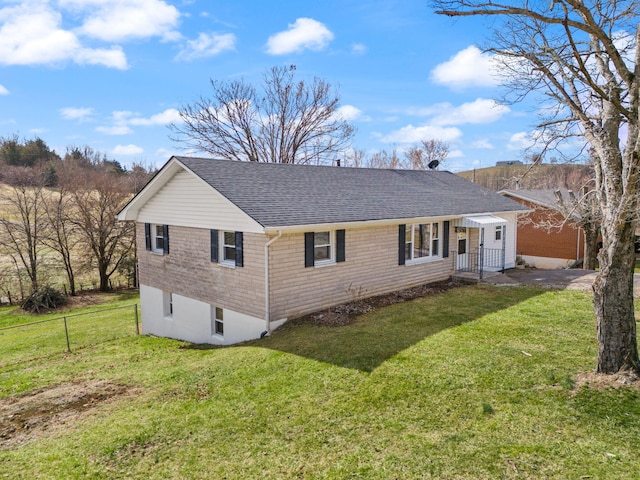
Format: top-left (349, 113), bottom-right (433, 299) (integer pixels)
top-left (0, 3), bottom-right (127, 69)
top-left (334, 105), bottom-right (366, 122)
top-left (351, 43), bottom-right (366, 55)
top-left (96, 125), bottom-right (132, 135)
top-left (380, 125), bottom-right (462, 144)
top-left (154, 147), bottom-right (178, 159)
top-left (470, 138), bottom-right (494, 150)
top-left (431, 46), bottom-right (500, 89)
top-left (97, 108), bottom-right (180, 135)
top-left (266, 18), bottom-right (334, 55)
top-left (0, 84), bottom-right (8, 95)
top-left (176, 32), bottom-right (236, 61)
top-left (507, 131), bottom-right (534, 151)
top-left (129, 108), bottom-right (181, 126)
top-left (112, 144), bottom-right (144, 155)
top-left (432, 98), bottom-right (510, 126)
top-left (60, 107), bottom-right (94, 121)
top-left (75, 45), bottom-right (127, 69)
top-left (448, 149), bottom-right (464, 158)
top-left (63, 0), bottom-right (181, 42)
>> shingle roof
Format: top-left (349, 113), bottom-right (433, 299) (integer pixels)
top-left (175, 156), bottom-right (525, 227)
top-left (500, 189), bottom-right (572, 210)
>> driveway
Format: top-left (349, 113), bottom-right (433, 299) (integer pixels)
top-left (505, 268), bottom-right (597, 290)
top-left (498, 268), bottom-right (640, 296)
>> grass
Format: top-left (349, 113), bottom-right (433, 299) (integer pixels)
top-left (1, 285), bottom-right (640, 479)
top-left (0, 291), bottom-right (139, 370)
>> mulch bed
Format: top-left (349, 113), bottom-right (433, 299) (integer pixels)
top-left (292, 278), bottom-right (467, 327)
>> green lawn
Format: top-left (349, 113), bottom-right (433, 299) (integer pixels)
top-left (1, 285), bottom-right (639, 479)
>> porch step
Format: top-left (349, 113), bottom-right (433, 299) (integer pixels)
top-left (452, 271), bottom-right (519, 286)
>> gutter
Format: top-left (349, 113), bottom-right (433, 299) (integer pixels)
top-left (262, 210), bottom-right (530, 235)
top-left (262, 230), bottom-right (282, 337)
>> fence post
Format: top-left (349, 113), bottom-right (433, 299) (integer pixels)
top-left (134, 304), bottom-right (140, 334)
top-left (63, 316), bottom-right (71, 352)
top-left (479, 228), bottom-right (485, 280)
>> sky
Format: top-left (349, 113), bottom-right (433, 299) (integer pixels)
top-left (0, 0), bottom-right (548, 172)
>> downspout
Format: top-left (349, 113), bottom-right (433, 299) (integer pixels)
top-left (262, 230), bottom-right (282, 337)
top-left (577, 226), bottom-right (582, 264)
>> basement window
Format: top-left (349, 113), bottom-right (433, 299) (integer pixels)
top-left (211, 306), bottom-right (224, 337)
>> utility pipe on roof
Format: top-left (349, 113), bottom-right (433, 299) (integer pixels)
top-left (263, 230), bottom-right (282, 337)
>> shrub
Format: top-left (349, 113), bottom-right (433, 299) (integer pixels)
top-left (21, 286), bottom-right (67, 313)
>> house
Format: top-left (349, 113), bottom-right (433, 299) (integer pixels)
top-left (117, 156), bottom-right (527, 345)
top-left (496, 160), bottom-right (523, 166)
top-left (499, 189), bottom-right (585, 268)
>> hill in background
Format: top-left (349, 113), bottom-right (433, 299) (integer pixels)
top-left (457, 163), bottom-right (593, 192)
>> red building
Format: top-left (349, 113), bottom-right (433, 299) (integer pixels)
top-left (500, 190), bottom-right (585, 269)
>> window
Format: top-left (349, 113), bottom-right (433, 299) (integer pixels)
top-left (495, 226), bottom-right (502, 241)
top-left (153, 225), bottom-right (165, 252)
top-left (404, 223), bottom-right (441, 262)
top-left (211, 307), bottom-right (223, 336)
top-left (145, 223), bottom-right (169, 254)
top-left (163, 292), bottom-right (173, 318)
top-left (314, 231), bottom-right (333, 264)
top-left (222, 231), bottom-right (236, 265)
top-left (210, 230), bottom-right (243, 267)
top-left (305, 230), bottom-right (346, 267)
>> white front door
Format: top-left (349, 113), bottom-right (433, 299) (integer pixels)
top-left (456, 227), bottom-right (468, 270)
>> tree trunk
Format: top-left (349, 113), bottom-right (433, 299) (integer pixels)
top-left (99, 268), bottom-right (110, 292)
top-left (593, 221), bottom-right (639, 373)
top-left (583, 224), bottom-right (599, 271)
top-left (67, 268), bottom-right (76, 296)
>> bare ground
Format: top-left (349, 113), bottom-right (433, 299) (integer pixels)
top-left (574, 371), bottom-right (640, 391)
top-left (0, 380), bottom-right (134, 448)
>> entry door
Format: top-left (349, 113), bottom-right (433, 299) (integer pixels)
top-left (457, 228), bottom-right (468, 270)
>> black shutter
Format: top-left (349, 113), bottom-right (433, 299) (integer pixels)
top-left (210, 229), bottom-right (218, 262)
top-left (336, 229), bottom-right (346, 263)
top-left (235, 231), bottom-right (244, 267)
top-left (144, 223), bottom-right (151, 251)
top-left (442, 221), bottom-right (450, 258)
top-left (162, 225), bottom-right (169, 254)
top-left (398, 224), bottom-right (406, 265)
top-left (304, 232), bottom-right (315, 268)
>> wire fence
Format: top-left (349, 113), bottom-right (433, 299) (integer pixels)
top-left (0, 304), bottom-right (139, 369)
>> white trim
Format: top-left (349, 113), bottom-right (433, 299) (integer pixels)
top-left (312, 230), bottom-right (335, 267)
top-left (264, 211), bottom-right (528, 234)
top-left (151, 224), bottom-right (166, 254)
top-left (461, 215), bottom-right (508, 228)
top-left (405, 221), bottom-right (442, 263)
top-left (220, 230), bottom-right (237, 267)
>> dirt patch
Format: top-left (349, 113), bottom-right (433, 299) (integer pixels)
top-left (292, 279), bottom-right (467, 327)
top-left (67, 293), bottom-right (104, 308)
top-left (0, 380), bottom-right (133, 448)
top-left (573, 371), bottom-right (640, 392)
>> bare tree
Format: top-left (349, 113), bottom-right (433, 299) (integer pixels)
top-left (554, 189), bottom-right (600, 270)
top-left (41, 184), bottom-right (79, 295)
top-left (368, 148), bottom-right (405, 169)
top-left (0, 168), bottom-right (47, 294)
top-left (169, 65), bottom-right (355, 165)
top-left (341, 149), bottom-right (367, 168)
top-left (434, 1), bottom-right (639, 374)
top-left (405, 139), bottom-right (450, 170)
top-left (66, 167), bottom-right (135, 291)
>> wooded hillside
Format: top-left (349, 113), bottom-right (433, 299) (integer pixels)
top-left (457, 163), bottom-right (593, 192)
